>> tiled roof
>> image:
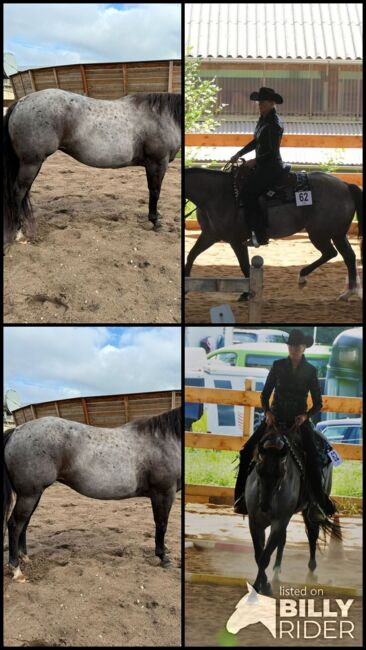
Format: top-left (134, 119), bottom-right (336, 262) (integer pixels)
top-left (215, 121), bottom-right (362, 135)
top-left (188, 147), bottom-right (362, 166)
top-left (185, 3), bottom-right (362, 60)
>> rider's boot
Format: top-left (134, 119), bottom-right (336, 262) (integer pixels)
top-left (233, 446), bottom-right (255, 515)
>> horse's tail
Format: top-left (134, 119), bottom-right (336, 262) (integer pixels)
top-left (3, 101), bottom-right (33, 244)
top-left (3, 429), bottom-right (16, 539)
top-left (318, 510), bottom-right (343, 542)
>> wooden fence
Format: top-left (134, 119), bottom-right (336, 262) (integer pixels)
top-left (185, 132), bottom-right (362, 189)
top-left (13, 389), bottom-right (181, 428)
top-left (10, 59), bottom-right (181, 100)
top-left (185, 382), bottom-right (362, 507)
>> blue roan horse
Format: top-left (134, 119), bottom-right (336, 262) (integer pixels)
top-left (4, 89), bottom-right (181, 243)
top-left (3, 407), bottom-right (181, 581)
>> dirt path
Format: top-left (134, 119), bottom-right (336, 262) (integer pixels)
top-left (4, 484), bottom-right (181, 647)
top-left (4, 154), bottom-right (181, 324)
top-left (185, 233), bottom-right (363, 323)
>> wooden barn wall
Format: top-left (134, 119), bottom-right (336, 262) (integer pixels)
top-left (13, 391), bottom-right (181, 428)
top-left (197, 61), bottom-right (362, 119)
top-left (10, 60), bottom-right (181, 100)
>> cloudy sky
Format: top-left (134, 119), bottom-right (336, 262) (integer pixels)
top-left (4, 326), bottom-right (181, 406)
top-left (4, 3), bottom-right (181, 69)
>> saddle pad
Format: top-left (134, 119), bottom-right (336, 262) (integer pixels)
top-left (264, 171), bottom-right (310, 205)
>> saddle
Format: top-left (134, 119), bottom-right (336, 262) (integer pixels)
top-left (232, 162), bottom-right (311, 211)
top-left (262, 164), bottom-right (311, 206)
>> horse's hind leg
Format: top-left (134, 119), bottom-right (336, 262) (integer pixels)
top-left (332, 234), bottom-right (359, 299)
top-left (18, 494), bottom-right (43, 563)
top-left (144, 157), bottom-right (169, 228)
top-left (14, 161), bottom-right (43, 240)
top-left (7, 492), bottom-right (43, 581)
top-left (150, 488), bottom-right (175, 567)
top-left (298, 237), bottom-right (338, 286)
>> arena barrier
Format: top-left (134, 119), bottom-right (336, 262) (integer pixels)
top-left (185, 255), bottom-right (264, 323)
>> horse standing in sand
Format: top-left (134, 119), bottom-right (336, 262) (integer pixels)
top-left (3, 407), bottom-right (181, 581)
top-left (4, 89), bottom-right (181, 243)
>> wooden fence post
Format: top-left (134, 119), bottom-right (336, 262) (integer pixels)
top-left (248, 256), bottom-right (264, 323)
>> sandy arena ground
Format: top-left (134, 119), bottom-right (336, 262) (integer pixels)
top-left (4, 153), bottom-right (181, 324)
top-left (4, 484), bottom-right (181, 647)
top-left (185, 503), bottom-right (362, 646)
top-left (185, 232), bottom-right (363, 324)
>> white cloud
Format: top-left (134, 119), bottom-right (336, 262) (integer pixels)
top-left (4, 326), bottom-right (181, 406)
top-left (4, 3), bottom-right (181, 67)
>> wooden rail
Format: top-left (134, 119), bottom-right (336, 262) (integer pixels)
top-left (13, 389), bottom-right (181, 427)
top-left (185, 383), bottom-right (362, 503)
top-left (185, 133), bottom-right (362, 148)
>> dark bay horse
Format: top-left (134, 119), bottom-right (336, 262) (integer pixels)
top-left (4, 89), bottom-right (181, 243)
top-left (3, 407), bottom-right (181, 581)
top-left (245, 425), bottom-right (341, 595)
top-left (185, 165), bottom-right (362, 301)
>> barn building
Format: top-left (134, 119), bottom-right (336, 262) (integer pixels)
top-left (185, 3), bottom-right (362, 170)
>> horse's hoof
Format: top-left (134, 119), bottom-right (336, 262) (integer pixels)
top-left (153, 221), bottom-right (162, 232)
top-left (261, 582), bottom-right (273, 596)
top-left (308, 559), bottom-right (316, 572)
top-left (160, 557), bottom-right (171, 568)
top-left (142, 221), bottom-right (154, 231)
top-left (337, 289), bottom-right (360, 301)
top-left (298, 274), bottom-right (307, 287)
top-left (11, 565), bottom-right (27, 582)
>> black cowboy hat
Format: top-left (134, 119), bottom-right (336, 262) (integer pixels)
top-left (249, 87), bottom-right (283, 104)
top-left (287, 329), bottom-right (314, 348)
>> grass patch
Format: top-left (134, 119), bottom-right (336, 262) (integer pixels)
top-left (185, 199), bottom-right (197, 220)
top-left (185, 448), bottom-right (362, 497)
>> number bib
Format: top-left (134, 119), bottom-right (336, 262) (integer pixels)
top-left (295, 190), bottom-right (313, 206)
top-left (327, 448), bottom-right (343, 467)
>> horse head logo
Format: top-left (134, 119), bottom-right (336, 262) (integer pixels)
top-left (226, 582), bottom-right (276, 637)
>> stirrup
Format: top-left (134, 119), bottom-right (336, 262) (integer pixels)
top-left (247, 232), bottom-right (260, 248)
top-left (234, 495), bottom-right (248, 515)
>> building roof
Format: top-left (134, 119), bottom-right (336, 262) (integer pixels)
top-left (185, 3), bottom-right (362, 61)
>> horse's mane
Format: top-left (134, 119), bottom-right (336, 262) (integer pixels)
top-left (130, 93), bottom-right (181, 125)
top-left (135, 406), bottom-right (181, 440)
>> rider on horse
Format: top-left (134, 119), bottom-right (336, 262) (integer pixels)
top-left (234, 329), bottom-right (336, 523)
top-left (230, 87), bottom-right (285, 247)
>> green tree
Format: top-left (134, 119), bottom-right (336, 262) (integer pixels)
top-left (185, 47), bottom-right (224, 133)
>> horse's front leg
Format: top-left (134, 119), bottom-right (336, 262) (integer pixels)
top-left (302, 510), bottom-right (320, 573)
top-left (228, 240), bottom-right (251, 301)
top-left (257, 522), bottom-right (289, 595)
top-left (185, 232), bottom-right (216, 277)
top-left (150, 488), bottom-right (175, 567)
top-left (248, 517), bottom-right (268, 593)
top-left (144, 157), bottom-right (169, 229)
